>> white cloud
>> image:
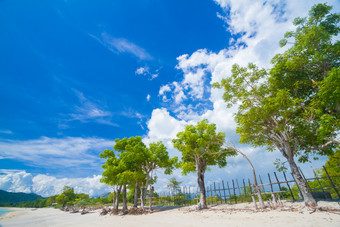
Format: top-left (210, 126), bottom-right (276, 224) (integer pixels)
top-left (135, 66), bottom-right (149, 75)
top-left (0, 171), bottom-right (110, 197)
top-left (144, 108), bottom-right (186, 142)
top-left (135, 66), bottom-right (159, 80)
top-left (159, 85), bottom-right (171, 95)
top-left (0, 130), bottom-right (13, 135)
top-left (146, 94), bottom-right (151, 101)
top-left (89, 32), bottom-right (152, 60)
top-left (68, 90), bottom-right (117, 126)
top-left (0, 137), bottom-right (113, 169)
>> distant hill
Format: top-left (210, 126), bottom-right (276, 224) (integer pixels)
top-left (0, 190), bottom-right (43, 204)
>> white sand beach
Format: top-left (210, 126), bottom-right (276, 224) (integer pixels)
top-left (1, 201), bottom-right (339, 227)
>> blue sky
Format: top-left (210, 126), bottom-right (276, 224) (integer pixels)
top-left (0, 0), bottom-right (339, 197)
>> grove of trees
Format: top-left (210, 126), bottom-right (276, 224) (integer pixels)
top-left (213, 3), bottom-right (339, 207)
top-left (99, 136), bottom-right (177, 211)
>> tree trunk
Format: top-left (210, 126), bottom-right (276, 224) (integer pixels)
top-left (235, 148), bottom-right (265, 209)
top-left (134, 179), bottom-right (139, 208)
top-left (251, 194), bottom-right (257, 210)
top-left (112, 190), bottom-right (116, 208)
top-left (141, 174), bottom-right (150, 209)
top-left (122, 184), bottom-right (128, 212)
top-left (287, 157), bottom-right (317, 207)
top-left (115, 185), bottom-right (122, 210)
top-left (196, 162), bottom-right (207, 209)
top-left (149, 186), bottom-right (154, 212)
top-left (254, 185), bottom-right (265, 209)
top-left (140, 182), bottom-right (145, 209)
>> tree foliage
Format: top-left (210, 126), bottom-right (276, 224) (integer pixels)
top-left (172, 119), bottom-right (236, 209)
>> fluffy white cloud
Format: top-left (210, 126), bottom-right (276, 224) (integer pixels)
top-left (0, 170), bottom-right (110, 197)
top-left (0, 137), bottom-right (113, 168)
top-left (146, 94), bottom-right (151, 101)
top-left (144, 108), bottom-right (186, 142)
top-left (135, 66), bottom-right (159, 80)
top-left (135, 66), bottom-right (149, 75)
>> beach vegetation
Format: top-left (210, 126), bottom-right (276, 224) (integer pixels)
top-left (172, 119), bottom-right (236, 209)
top-left (213, 3), bottom-right (339, 207)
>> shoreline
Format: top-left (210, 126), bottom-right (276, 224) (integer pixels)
top-left (0, 201), bottom-right (339, 227)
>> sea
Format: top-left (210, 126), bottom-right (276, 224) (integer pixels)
top-left (0, 208), bottom-right (12, 217)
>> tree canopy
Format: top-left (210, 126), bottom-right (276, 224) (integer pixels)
top-left (172, 119), bottom-right (236, 209)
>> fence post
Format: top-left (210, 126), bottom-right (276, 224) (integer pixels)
top-left (242, 179), bottom-right (249, 202)
top-left (259, 175), bottom-right (269, 201)
top-left (189, 186), bottom-right (191, 206)
top-left (248, 178), bottom-right (257, 209)
top-left (298, 167), bottom-right (311, 191)
top-left (311, 166), bottom-right (325, 193)
top-left (232, 180), bottom-right (237, 204)
top-left (268, 173), bottom-right (278, 205)
top-left (210, 184), bottom-right (213, 205)
top-left (222, 181), bottom-right (227, 204)
top-left (218, 183), bottom-right (222, 205)
top-left (323, 166), bottom-right (340, 199)
top-left (283, 171), bottom-right (295, 200)
top-left (236, 179), bottom-right (243, 203)
top-left (214, 182), bottom-right (217, 205)
top-left (227, 181), bottom-right (232, 204)
top-left (273, 172), bottom-right (284, 198)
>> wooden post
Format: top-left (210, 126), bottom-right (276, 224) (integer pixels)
top-left (210, 184), bottom-right (213, 205)
top-left (189, 187), bottom-right (191, 206)
top-left (268, 173), bottom-right (277, 206)
top-left (274, 172), bottom-right (284, 198)
top-left (243, 179), bottom-right (249, 202)
top-left (227, 181), bottom-right (232, 204)
top-left (236, 179), bottom-right (243, 203)
top-left (323, 166), bottom-right (340, 199)
top-left (298, 167), bottom-right (311, 191)
top-left (259, 175), bottom-right (269, 201)
top-left (214, 182), bottom-right (218, 205)
top-left (218, 183), bottom-right (222, 204)
top-left (283, 171), bottom-right (295, 200)
top-left (232, 180), bottom-right (237, 204)
top-left (248, 178), bottom-right (257, 209)
top-left (206, 186), bottom-right (209, 205)
top-left (222, 181), bottom-right (227, 204)
top-left (311, 166), bottom-right (325, 192)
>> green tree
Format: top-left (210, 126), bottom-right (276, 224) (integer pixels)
top-left (56, 186), bottom-right (76, 207)
top-left (139, 141), bottom-right (177, 209)
top-left (213, 4), bottom-right (339, 207)
top-left (167, 177), bottom-right (182, 195)
top-left (115, 136), bottom-right (148, 209)
top-left (172, 119), bottom-right (236, 209)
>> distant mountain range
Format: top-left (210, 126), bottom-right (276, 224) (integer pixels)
top-left (0, 190), bottom-right (43, 204)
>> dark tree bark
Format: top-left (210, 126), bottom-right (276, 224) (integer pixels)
top-left (133, 179), bottom-right (139, 208)
top-left (149, 186), bottom-right (154, 212)
top-left (115, 185), bottom-right (122, 210)
top-left (122, 184), bottom-right (128, 212)
top-left (112, 190), bottom-right (116, 208)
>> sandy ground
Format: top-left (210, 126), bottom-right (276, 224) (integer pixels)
top-left (1, 201), bottom-right (339, 227)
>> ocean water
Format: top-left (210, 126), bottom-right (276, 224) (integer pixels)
top-left (0, 208), bottom-right (12, 217)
